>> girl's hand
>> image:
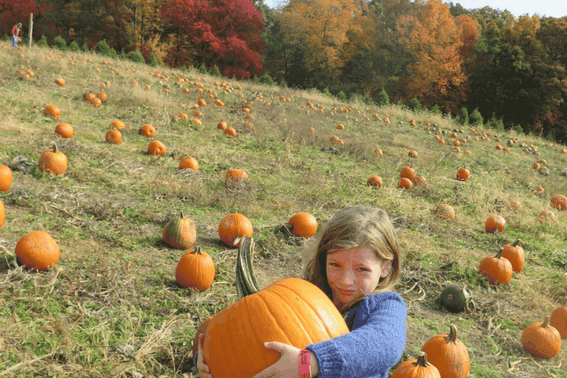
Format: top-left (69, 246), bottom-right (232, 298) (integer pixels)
top-left (196, 334), bottom-right (214, 378)
top-left (251, 342), bottom-right (302, 378)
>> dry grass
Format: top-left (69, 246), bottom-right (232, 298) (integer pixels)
top-left (1, 42), bottom-right (566, 378)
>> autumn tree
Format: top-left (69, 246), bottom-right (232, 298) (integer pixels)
top-left (395, 0), bottom-right (479, 114)
top-left (161, 0), bottom-right (265, 79)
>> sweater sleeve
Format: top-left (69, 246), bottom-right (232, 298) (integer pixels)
top-left (306, 292), bottom-right (407, 378)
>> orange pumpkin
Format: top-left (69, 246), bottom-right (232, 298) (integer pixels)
top-left (485, 215), bottom-right (506, 234)
top-left (391, 352), bottom-right (441, 378)
top-left (0, 165), bottom-right (13, 192)
top-left (148, 140), bottom-right (167, 156)
top-left (38, 142), bottom-right (68, 175)
top-left (218, 213), bottom-right (253, 247)
top-left (374, 148), bottom-right (383, 157)
top-left (550, 307), bottom-right (567, 338)
top-left (15, 231), bottom-right (61, 271)
top-left (479, 247), bottom-right (513, 285)
top-left (55, 78), bottom-right (65, 87)
top-left (162, 212), bottom-right (197, 250)
top-left (421, 325), bottom-right (470, 378)
top-left (287, 213), bottom-right (318, 238)
top-left (367, 175), bottom-right (383, 188)
top-left (501, 239), bottom-right (524, 273)
top-left (105, 129), bottom-right (122, 144)
top-left (522, 317), bottom-right (561, 358)
top-left (179, 157), bottom-right (199, 171)
top-left (225, 127), bottom-right (237, 137)
top-left (550, 195), bottom-right (567, 211)
top-left (139, 124), bottom-right (156, 137)
top-left (435, 204), bottom-right (455, 220)
top-left (110, 120), bottom-right (125, 130)
top-left (533, 185), bottom-right (545, 195)
top-left (43, 105), bottom-right (61, 119)
top-left (538, 210), bottom-right (556, 223)
top-left (176, 246), bottom-right (215, 291)
top-left (456, 168), bottom-right (470, 181)
top-left (0, 199), bottom-right (4, 229)
top-left (217, 121), bottom-right (228, 130)
top-left (400, 166), bottom-right (416, 182)
top-left (509, 200), bottom-right (522, 211)
top-left (226, 169), bottom-right (248, 182)
top-left (55, 123), bottom-right (74, 138)
top-left (398, 177), bottom-right (413, 190)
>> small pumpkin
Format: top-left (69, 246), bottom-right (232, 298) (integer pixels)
top-left (148, 140), bottom-right (167, 156)
top-left (478, 247), bottom-right (513, 285)
top-left (538, 210), bottom-right (556, 223)
top-left (374, 148), bottom-right (383, 157)
top-left (218, 213), bottom-right (253, 247)
top-left (522, 316), bottom-right (561, 358)
top-left (414, 175), bottom-right (427, 186)
top-left (550, 194), bottom-right (567, 211)
top-left (485, 215), bottom-right (506, 234)
top-left (391, 351), bottom-right (441, 378)
top-left (509, 200), bottom-right (522, 211)
top-left (111, 120), bottom-right (125, 130)
top-left (175, 245), bottom-right (215, 291)
top-left (15, 231), bottom-right (61, 271)
top-left (550, 306), bottom-right (567, 338)
top-left (421, 325), bottom-right (470, 378)
top-left (43, 105), bottom-right (61, 119)
top-left (440, 283), bottom-right (469, 313)
top-left (226, 169), bottom-right (248, 182)
top-left (287, 212), bottom-right (318, 238)
top-left (408, 150), bottom-right (418, 158)
top-left (38, 142), bottom-right (68, 175)
top-left (435, 204), bottom-right (455, 219)
top-left (398, 177), bottom-right (413, 190)
top-left (532, 186), bottom-right (545, 196)
top-left (139, 124), bottom-right (156, 137)
top-left (55, 78), bottom-right (65, 87)
top-left (0, 165), bottom-right (13, 191)
top-left (225, 127), bottom-right (237, 137)
top-left (217, 121), bottom-right (228, 130)
top-left (55, 123), bottom-right (74, 138)
top-left (367, 175), bottom-right (383, 188)
top-left (400, 166), bottom-right (416, 181)
top-left (162, 212), bottom-right (197, 250)
top-left (105, 129), bottom-right (122, 144)
top-left (501, 239), bottom-right (524, 273)
top-left (456, 168), bottom-right (470, 181)
top-left (179, 157), bottom-right (199, 171)
top-left (0, 199), bottom-right (5, 229)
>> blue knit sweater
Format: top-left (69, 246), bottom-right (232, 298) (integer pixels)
top-left (306, 291), bottom-right (407, 378)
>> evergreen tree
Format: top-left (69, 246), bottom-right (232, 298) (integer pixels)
top-left (376, 89), bottom-right (389, 106)
top-left (408, 97), bottom-right (421, 112)
top-left (53, 36), bottom-right (67, 50)
top-left (147, 53), bottom-right (159, 67)
top-left (456, 107), bottom-right (469, 125)
top-left (469, 108), bottom-right (484, 125)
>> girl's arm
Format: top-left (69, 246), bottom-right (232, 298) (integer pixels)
top-left (306, 292), bottom-right (407, 378)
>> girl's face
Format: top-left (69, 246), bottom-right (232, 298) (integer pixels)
top-left (326, 246), bottom-right (392, 313)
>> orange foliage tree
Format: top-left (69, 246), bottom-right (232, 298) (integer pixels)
top-left (395, 0), bottom-right (479, 114)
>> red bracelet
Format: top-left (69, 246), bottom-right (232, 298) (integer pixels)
top-left (299, 349), bottom-right (311, 378)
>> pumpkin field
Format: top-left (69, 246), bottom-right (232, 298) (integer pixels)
top-left (1, 42), bottom-right (567, 378)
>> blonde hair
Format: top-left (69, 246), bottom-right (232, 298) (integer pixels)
top-left (303, 206), bottom-right (401, 313)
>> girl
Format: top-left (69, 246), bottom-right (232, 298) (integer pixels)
top-left (12, 23), bottom-right (22, 47)
top-left (195, 206), bottom-right (407, 378)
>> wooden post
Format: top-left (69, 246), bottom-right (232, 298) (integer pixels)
top-left (28, 13), bottom-right (33, 48)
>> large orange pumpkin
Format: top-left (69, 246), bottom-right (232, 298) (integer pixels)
top-left (148, 140), bottom-right (167, 156)
top-left (179, 157), bottom-right (199, 171)
top-left (15, 231), bottom-right (61, 271)
top-left (175, 246), bottom-right (215, 291)
top-left (139, 124), bottom-right (156, 137)
top-left (0, 165), bottom-right (13, 191)
top-left (43, 105), bottom-right (61, 119)
top-left (287, 212), bottom-right (318, 238)
top-left (218, 213), bottom-right (253, 247)
top-left (38, 142), bottom-right (68, 176)
top-left (421, 325), bottom-right (470, 378)
top-left (485, 215), bottom-right (506, 234)
top-left (435, 204), bottom-right (455, 220)
top-left (226, 169), bottom-right (248, 182)
top-left (501, 239), bottom-right (524, 273)
top-left (550, 195), bottom-right (567, 211)
top-left (400, 166), bottom-right (416, 181)
top-left (105, 129), bottom-right (122, 144)
top-left (162, 212), bottom-right (196, 250)
top-left (522, 317), bottom-right (561, 358)
top-left (55, 123), bottom-right (74, 138)
top-left (204, 238), bottom-right (349, 378)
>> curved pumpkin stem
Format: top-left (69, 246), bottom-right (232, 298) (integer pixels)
top-left (495, 247), bottom-right (504, 259)
top-left (415, 351), bottom-right (431, 367)
top-left (512, 239), bottom-right (521, 247)
top-left (180, 211), bottom-right (186, 220)
top-left (447, 324), bottom-right (459, 344)
top-left (192, 245), bottom-right (202, 255)
top-left (542, 316), bottom-right (551, 328)
top-left (50, 141), bottom-right (59, 153)
top-left (236, 235), bottom-right (260, 299)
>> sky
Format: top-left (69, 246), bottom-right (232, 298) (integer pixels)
top-left (262, 0), bottom-right (567, 19)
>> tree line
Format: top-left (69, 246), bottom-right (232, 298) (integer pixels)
top-left (1, 0), bottom-right (566, 141)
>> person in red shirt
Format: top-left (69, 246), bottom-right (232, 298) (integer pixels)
top-left (12, 23), bottom-right (22, 47)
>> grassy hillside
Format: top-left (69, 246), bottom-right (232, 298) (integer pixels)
top-left (1, 42), bottom-right (566, 378)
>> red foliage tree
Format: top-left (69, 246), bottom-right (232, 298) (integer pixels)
top-left (162, 0), bottom-right (265, 79)
top-left (0, 0), bottom-right (45, 37)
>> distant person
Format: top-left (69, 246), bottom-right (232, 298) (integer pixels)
top-left (12, 23), bottom-right (22, 47)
